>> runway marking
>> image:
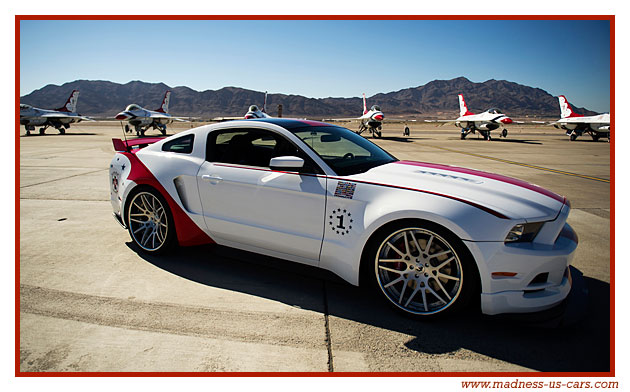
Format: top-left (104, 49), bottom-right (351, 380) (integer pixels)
top-left (19, 168), bottom-right (107, 188)
top-left (425, 145), bottom-right (610, 183)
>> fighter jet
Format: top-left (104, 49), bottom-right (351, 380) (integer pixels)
top-left (453, 94), bottom-right (514, 140)
top-left (324, 93), bottom-right (385, 138)
top-left (20, 90), bottom-right (91, 136)
top-left (552, 95), bottom-right (610, 142)
top-left (357, 93), bottom-right (384, 137)
top-left (244, 91), bottom-right (271, 119)
top-left (115, 91), bottom-right (186, 136)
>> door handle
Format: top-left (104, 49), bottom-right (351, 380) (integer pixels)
top-left (202, 174), bottom-right (222, 183)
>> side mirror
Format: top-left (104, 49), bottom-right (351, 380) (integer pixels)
top-left (269, 156), bottom-right (305, 171)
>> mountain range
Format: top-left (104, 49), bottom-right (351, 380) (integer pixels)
top-left (19, 77), bottom-right (597, 119)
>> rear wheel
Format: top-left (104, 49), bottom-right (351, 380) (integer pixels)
top-left (126, 188), bottom-right (175, 254)
top-left (364, 221), bottom-right (478, 319)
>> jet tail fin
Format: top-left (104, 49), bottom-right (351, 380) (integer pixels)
top-left (458, 94), bottom-right (473, 117)
top-left (155, 91), bottom-right (171, 113)
top-left (362, 93), bottom-right (368, 115)
top-left (56, 90), bottom-right (80, 113)
top-left (558, 95), bottom-right (582, 118)
top-left (262, 91), bottom-right (267, 113)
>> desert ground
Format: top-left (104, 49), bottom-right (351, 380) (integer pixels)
top-left (19, 120), bottom-right (611, 372)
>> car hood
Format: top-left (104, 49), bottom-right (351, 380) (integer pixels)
top-left (348, 160), bottom-right (567, 221)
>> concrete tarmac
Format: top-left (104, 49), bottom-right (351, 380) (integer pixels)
top-left (19, 121), bottom-right (611, 372)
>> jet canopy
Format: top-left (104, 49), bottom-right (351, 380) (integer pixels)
top-left (20, 104), bottom-right (33, 110)
top-left (249, 105), bottom-right (260, 112)
top-left (125, 104), bottom-right (142, 112)
top-left (371, 105), bottom-right (381, 112)
top-left (486, 108), bottom-right (504, 114)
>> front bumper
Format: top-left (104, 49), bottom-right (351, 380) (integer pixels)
top-left (480, 267), bottom-right (572, 315)
top-left (466, 223), bottom-right (578, 316)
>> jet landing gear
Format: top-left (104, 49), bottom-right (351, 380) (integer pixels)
top-left (357, 124), bottom-right (382, 138)
top-left (134, 123), bottom-right (168, 137)
top-left (156, 123), bottom-right (167, 136)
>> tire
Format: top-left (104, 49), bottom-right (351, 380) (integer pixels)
top-left (570, 133), bottom-right (577, 141)
top-left (126, 187), bottom-right (176, 254)
top-left (59, 128), bottom-right (66, 135)
top-left (502, 129), bottom-right (508, 138)
top-left (39, 128), bottom-right (46, 135)
top-left (460, 132), bottom-right (466, 140)
top-left (591, 134), bottom-right (600, 142)
top-left (26, 130), bottom-right (30, 136)
top-left (362, 220), bottom-right (478, 319)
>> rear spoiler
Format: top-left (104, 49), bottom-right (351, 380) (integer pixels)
top-left (112, 137), bottom-right (164, 153)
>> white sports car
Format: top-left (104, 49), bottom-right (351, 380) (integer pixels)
top-left (109, 119), bottom-right (578, 318)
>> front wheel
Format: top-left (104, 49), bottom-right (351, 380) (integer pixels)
top-left (126, 188), bottom-right (176, 254)
top-left (363, 221), bottom-right (478, 318)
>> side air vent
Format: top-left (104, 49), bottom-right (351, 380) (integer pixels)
top-left (173, 176), bottom-right (191, 212)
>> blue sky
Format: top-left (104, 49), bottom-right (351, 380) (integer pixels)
top-left (19, 19), bottom-right (611, 112)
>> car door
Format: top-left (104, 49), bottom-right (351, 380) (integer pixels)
top-left (197, 127), bottom-right (327, 263)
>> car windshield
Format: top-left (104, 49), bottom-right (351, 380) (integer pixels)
top-left (291, 126), bottom-right (397, 176)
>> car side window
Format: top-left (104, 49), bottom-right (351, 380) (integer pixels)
top-left (162, 134), bottom-right (194, 154)
top-left (206, 128), bottom-right (322, 173)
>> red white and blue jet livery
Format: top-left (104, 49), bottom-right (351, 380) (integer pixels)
top-left (454, 94), bottom-right (514, 140)
top-left (428, 94), bottom-right (514, 140)
top-left (109, 118), bottom-right (577, 318)
top-left (20, 90), bottom-right (92, 135)
top-left (115, 91), bottom-right (187, 136)
top-left (553, 95), bottom-right (610, 142)
top-left (325, 93), bottom-right (385, 138)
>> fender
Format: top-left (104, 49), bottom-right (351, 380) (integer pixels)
top-left (123, 152), bottom-right (214, 247)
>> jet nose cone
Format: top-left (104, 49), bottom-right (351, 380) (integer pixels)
top-left (373, 114), bottom-right (384, 121)
top-left (500, 117), bottom-right (513, 124)
top-left (115, 112), bottom-right (129, 120)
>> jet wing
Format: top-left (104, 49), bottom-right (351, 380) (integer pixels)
top-left (322, 118), bottom-right (360, 122)
top-left (150, 113), bottom-right (190, 122)
top-left (424, 119), bottom-right (455, 124)
top-left (40, 112), bottom-right (94, 121)
top-left (212, 116), bottom-right (245, 121)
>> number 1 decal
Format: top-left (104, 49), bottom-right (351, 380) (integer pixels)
top-left (329, 208), bottom-right (353, 236)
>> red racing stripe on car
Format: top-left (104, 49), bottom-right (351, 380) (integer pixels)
top-left (396, 160), bottom-right (566, 204)
top-left (123, 153), bottom-right (215, 247)
top-left (326, 176), bottom-right (510, 219)
top-left (212, 163), bottom-right (510, 219)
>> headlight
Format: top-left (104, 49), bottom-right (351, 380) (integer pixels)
top-left (505, 222), bottom-right (545, 243)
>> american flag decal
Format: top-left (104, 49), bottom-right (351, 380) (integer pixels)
top-left (334, 181), bottom-right (356, 199)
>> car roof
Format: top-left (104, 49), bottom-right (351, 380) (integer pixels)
top-left (243, 118), bottom-right (333, 130)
